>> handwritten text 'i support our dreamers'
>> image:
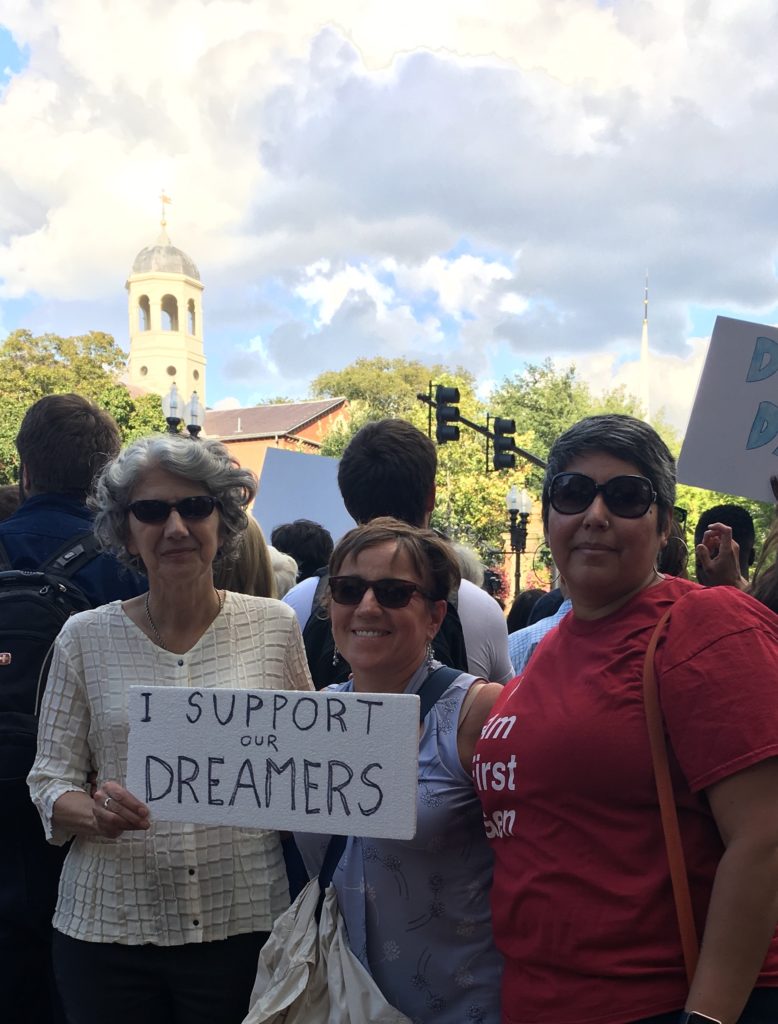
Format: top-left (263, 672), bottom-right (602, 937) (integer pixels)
top-left (126, 687), bottom-right (421, 839)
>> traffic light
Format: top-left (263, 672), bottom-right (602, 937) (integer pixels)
top-left (435, 385), bottom-right (460, 443)
top-left (492, 417), bottom-right (516, 470)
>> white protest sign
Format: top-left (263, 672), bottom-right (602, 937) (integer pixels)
top-left (126, 686), bottom-right (420, 839)
top-left (678, 315), bottom-right (778, 503)
top-left (254, 447), bottom-right (356, 542)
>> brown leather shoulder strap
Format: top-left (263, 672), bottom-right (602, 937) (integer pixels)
top-left (642, 606), bottom-right (699, 985)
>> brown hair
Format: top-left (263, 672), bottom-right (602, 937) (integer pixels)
top-left (214, 517), bottom-right (277, 598)
top-left (329, 517), bottom-right (460, 601)
top-left (17, 394), bottom-right (121, 498)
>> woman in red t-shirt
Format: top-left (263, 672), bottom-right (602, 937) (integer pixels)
top-left (475, 413), bottom-right (778, 1024)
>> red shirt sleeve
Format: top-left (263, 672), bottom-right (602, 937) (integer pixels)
top-left (656, 587), bottom-right (778, 792)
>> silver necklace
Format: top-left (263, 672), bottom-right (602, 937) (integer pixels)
top-left (144, 589), bottom-right (223, 650)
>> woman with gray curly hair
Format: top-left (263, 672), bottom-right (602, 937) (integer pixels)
top-left (28, 433), bottom-right (312, 1024)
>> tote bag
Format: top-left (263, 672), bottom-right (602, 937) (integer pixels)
top-left (243, 876), bottom-right (411, 1024)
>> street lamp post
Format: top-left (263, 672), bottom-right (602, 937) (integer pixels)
top-left (162, 383), bottom-right (182, 434)
top-left (506, 485), bottom-right (533, 597)
top-left (184, 390), bottom-right (204, 438)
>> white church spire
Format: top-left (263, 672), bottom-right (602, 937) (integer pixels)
top-left (640, 272), bottom-right (650, 422)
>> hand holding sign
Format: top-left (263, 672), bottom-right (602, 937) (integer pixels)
top-left (92, 780), bottom-right (150, 839)
top-left (126, 686), bottom-right (421, 839)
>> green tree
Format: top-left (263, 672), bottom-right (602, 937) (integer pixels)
top-left (314, 358), bottom-right (535, 557)
top-left (0, 329), bottom-right (165, 482)
top-left (312, 357), bottom-right (470, 421)
top-left (489, 359), bottom-right (643, 468)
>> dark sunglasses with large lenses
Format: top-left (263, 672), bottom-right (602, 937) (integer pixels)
top-left (127, 495), bottom-right (221, 524)
top-left (329, 576), bottom-right (432, 609)
top-left (549, 473), bottom-right (656, 519)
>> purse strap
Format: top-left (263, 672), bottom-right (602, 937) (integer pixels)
top-left (642, 607), bottom-right (700, 985)
top-left (316, 665), bottom-right (461, 906)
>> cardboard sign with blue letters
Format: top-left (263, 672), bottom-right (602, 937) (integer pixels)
top-left (678, 315), bottom-right (778, 503)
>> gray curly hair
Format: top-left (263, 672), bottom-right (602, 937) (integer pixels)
top-left (90, 434), bottom-right (257, 574)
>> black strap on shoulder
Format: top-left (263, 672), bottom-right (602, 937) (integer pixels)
top-left (418, 665), bottom-right (459, 719)
top-left (311, 570), bottom-right (330, 615)
top-left (0, 537), bottom-right (11, 571)
top-left (316, 665), bottom-right (461, 904)
top-left (40, 533), bottom-right (101, 577)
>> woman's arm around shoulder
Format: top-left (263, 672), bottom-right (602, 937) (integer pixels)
top-left (457, 681), bottom-right (505, 773)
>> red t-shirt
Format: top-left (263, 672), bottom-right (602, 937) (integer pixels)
top-left (475, 577), bottom-right (778, 1024)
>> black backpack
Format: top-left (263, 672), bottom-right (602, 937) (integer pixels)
top-left (0, 533), bottom-right (100, 799)
top-left (302, 570), bottom-right (469, 689)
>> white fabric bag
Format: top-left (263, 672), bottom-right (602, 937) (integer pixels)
top-left (243, 877), bottom-right (411, 1024)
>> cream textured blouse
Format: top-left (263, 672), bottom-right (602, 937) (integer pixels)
top-left (28, 591), bottom-right (312, 945)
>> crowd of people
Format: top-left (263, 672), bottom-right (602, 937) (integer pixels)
top-left (1, 393), bottom-right (777, 1024)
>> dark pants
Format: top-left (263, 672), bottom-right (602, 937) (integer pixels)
top-left (52, 929), bottom-right (268, 1024)
top-left (0, 791), bottom-right (68, 1024)
top-left (631, 988), bottom-right (778, 1024)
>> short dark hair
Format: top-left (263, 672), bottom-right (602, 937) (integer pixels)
top-left (337, 419), bottom-right (437, 527)
top-left (694, 504), bottom-right (756, 575)
top-left (330, 516), bottom-right (460, 602)
top-left (271, 519), bottom-right (334, 581)
top-left (16, 394), bottom-right (121, 498)
top-left (541, 414), bottom-right (675, 535)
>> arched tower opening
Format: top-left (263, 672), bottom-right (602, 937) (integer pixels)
top-left (161, 294), bottom-right (179, 331)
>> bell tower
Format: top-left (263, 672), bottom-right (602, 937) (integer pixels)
top-left (126, 198), bottom-right (206, 406)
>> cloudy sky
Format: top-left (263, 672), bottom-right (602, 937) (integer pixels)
top-left (1, 0), bottom-right (777, 432)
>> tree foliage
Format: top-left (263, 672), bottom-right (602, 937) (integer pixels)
top-left (313, 354), bottom-right (775, 579)
top-left (489, 358), bottom-right (644, 483)
top-left (312, 357), bottom-right (536, 557)
top-left (312, 357), bottom-right (472, 421)
top-left (0, 329), bottom-right (165, 482)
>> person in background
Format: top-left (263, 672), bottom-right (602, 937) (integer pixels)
top-left (698, 478), bottom-right (778, 616)
top-left (476, 414), bottom-right (778, 1024)
top-left (1, 394), bottom-right (145, 1024)
top-left (295, 518), bottom-right (503, 1023)
top-left (270, 518), bottom-right (333, 582)
top-left (28, 433), bottom-right (312, 1024)
top-left (215, 516), bottom-right (277, 597)
top-left (694, 504), bottom-right (755, 586)
top-left (451, 540), bottom-right (486, 587)
top-left (268, 546), bottom-right (298, 598)
top-left (505, 588), bottom-right (545, 634)
top-left (284, 419), bottom-right (513, 684)
top-left (658, 515), bottom-right (689, 578)
top-left (507, 580), bottom-right (572, 676)
top-left (524, 585), bottom-right (565, 624)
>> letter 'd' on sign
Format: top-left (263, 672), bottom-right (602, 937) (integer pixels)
top-left (746, 336), bottom-right (778, 383)
top-left (746, 401), bottom-right (778, 453)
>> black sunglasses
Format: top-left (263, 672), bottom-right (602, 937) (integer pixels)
top-left (127, 496), bottom-right (221, 524)
top-left (329, 576), bottom-right (434, 609)
top-left (549, 473), bottom-right (657, 519)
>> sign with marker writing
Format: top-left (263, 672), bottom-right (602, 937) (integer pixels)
top-left (678, 315), bottom-right (778, 503)
top-left (126, 686), bottom-right (420, 839)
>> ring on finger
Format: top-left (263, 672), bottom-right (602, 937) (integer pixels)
top-left (104, 796), bottom-right (112, 810)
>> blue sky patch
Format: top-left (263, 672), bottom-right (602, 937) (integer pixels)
top-left (0, 26), bottom-right (28, 87)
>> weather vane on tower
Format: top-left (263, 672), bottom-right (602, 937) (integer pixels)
top-left (160, 189), bottom-right (172, 228)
